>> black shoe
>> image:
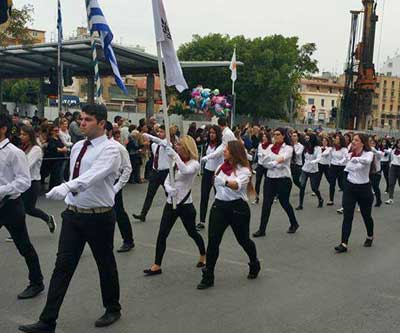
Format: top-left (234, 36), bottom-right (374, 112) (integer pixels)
top-left (196, 222), bottom-right (205, 231)
top-left (47, 216), bottom-right (56, 234)
top-left (295, 205), bottom-right (303, 211)
top-left (19, 321), bottom-right (55, 333)
top-left (364, 238), bottom-right (373, 247)
top-left (248, 260), bottom-right (261, 279)
top-left (318, 199), bottom-right (324, 208)
top-left (95, 311), bottom-right (121, 328)
top-left (334, 244), bottom-right (348, 253)
top-left (143, 268), bottom-right (162, 276)
top-left (287, 224), bottom-right (299, 234)
top-left (327, 201), bottom-right (334, 206)
top-left (196, 261), bottom-right (206, 268)
top-left (132, 214), bottom-right (146, 222)
top-left (252, 230), bottom-right (266, 238)
top-left (374, 201), bottom-right (382, 207)
top-left (197, 269), bottom-right (214, 290)
top-left (18, 283), bottom-right (45, 300)
top-left (117, 242), bottom-right (135, 253)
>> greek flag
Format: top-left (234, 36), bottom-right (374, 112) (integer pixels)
top-left (87, 0), bottom-right (127, 94)
top-left (57, 0), bottom-right (63, 42)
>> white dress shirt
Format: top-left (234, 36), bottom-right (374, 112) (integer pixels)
top-left (257, 143), bottom-right (270, 166)
top-left (319, 147), bottom-right (332, 166)
top-left (0, 138), bottom-right (31, 200)
top-left (381, 148), bottom-right (391, 163)
top-left (143, 133), bottom-right (171, 171)
top-left (110, 138), bottom-right (132, 193)
top-left (205, 144), bottom-right (224, 171)
top-left (293, 143), bottom-right (304, 166)
top-left (331, 147), bottom-right (348, 166)
top-left (345, 151), bottom-right (374, 184)
top-left (64, 135), bottom-right (121, 209)
top-left (26, 145), bottom-right (43, 181)
top-left (260, 143), bottom-right (293, 179)
top-left (205, 126), bottom-right (236, 161)
top-left (165, 157), bottom-right (200, 205)
top-left (390, 149), bottom-right (400, 166)
top-left (302, 146), bottom-right (322, 174)
top-left (371, 147), bottom-right (383, 173)
top-left (214, 165), bottom-right (251, 202)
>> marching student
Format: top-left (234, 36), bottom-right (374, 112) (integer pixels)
top-left (386, 139), bottom-right (400, 205)
top-left (197, 141), bottom-right (260, 290)
top-left (105, 122), bottom-right (135, 253)
top-left (380, 138), bottom-right (391, 193)
top-left (291, 131), bottom-right (304, 189)
top-left (253, 131), bottom-right (272, 204)
top-left (317, 136), bottom-right (332, 188)
top-left (335, 134), bottom-right (374, 253)
top-left (0, 114), bottom-right (45, 300)
top-left (197, 125), bottom-right (223, 230)
top-left (132, 126), bottom-right (170, 222)
top-left (143, 136), bottom-right (206, 276)
top-left (370, 138), bottom-right (383, 207)
top-left (20, 125), bottom-right (56, 233)
top-left (19, 104), bottom-right (122, 333)
top-left (253, 128), bottom-right (299, 237)
top-left (327, 134), bottom-right (348, 206)
top-left (297, 133), bottom-right (324, 210)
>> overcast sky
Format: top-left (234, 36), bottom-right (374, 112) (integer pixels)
top-left (19, 0), bottom-right (399, 74)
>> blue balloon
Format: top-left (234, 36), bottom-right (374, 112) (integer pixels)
top-left (189, 99), bottom-right (196, 108)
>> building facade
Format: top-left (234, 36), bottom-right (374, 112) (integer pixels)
top-left (0, 24), bottom-right (46, 46)
top-left (297, 76), bottom-right (343, 126)
top-left (381, 54), bottom-right (400, 78)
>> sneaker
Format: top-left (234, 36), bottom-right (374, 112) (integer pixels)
top-left (327, 201), bottom-right (334, 206)
top-left (5, 237), bottom-right (13, 243)
top-left (334, 243), bottom-right (348, 253)
top-left (17, 283), bottom-right (45, 299)
top-left (385, 199), bottom-right (394, 205)
top-left (196, 222), bottom-right (205, 231)
top-left (47, 216), bottom-right (56, 234)
top-left (336, 207), bottom-right (344, 215)
top-left (311, 193), bottom-right (316, 197)
top-left (364, 238), bottom-right (373, 247)
top-left (132, 213), bottom-right (146, 222)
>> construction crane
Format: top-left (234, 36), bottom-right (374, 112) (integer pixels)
top-left (339, 0), bottom-right (378, 130)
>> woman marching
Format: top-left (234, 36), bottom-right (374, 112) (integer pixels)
top-left (297, 133), bottom-right (324, 210)
top-left (253, 131), bottom-right (272, 204)
top-left (197, 125), bottom-right (223, 230)
top-left (335, 133), bottom-right (375, 253)
top-left (197, 141), bottom-right (260, 290)
top-left (370, 137), bottom-right (383, 207)
top-left (253, 128), bottom-right (299, 237)
top-left (328, 134), bottom-right (348, 206)
top-left (317, 136), bottom-right (332, 189)
top-left (143, 136), bottom-right (206, 276)
top-left (20, 125), bottom-right (56, 233)
top-left (385, 139), bottom-right (400, 205)
top-left (380, 138), bottom-right (392, 194)
top-left (291, 131), bottom-right (304, 190)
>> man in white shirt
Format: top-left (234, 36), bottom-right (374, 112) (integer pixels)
top-left (0, 113), bottom-right (44, 300)
top-left (105, 121), bottom-right (135, 253)
top-left (132, 125), bottom-right (170, 222)
top-left (20, 104), bottom-right (122, 333)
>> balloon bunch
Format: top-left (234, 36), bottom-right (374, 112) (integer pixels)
top-left (188, 86), bottom-right (232, 118)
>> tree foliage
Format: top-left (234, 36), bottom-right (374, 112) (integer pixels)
top-left (177, 34), bottom-right (318, 120)
top-left (3, 79), bottom-right (39, 106)
top-left (0, 4), bottom-right (34, 47)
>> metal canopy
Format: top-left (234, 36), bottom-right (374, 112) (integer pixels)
top-left (0, 39), bottom-right (242, 79)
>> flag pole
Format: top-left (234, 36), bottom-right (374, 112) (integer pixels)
top-left (231, 80), bottom-right (235, 128)
top-left (57, 0), bottom-right (63, 113)
top-left (156, 41), bottom-right (176, 209)
top-left (85, 0), bottom-right (102, 104)
top-left (230, 46), bottom-right (237, 128)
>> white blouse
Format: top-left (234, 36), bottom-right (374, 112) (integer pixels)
top-left (205, 144), bottom-right (224, 172)
top-left (214, 165), bottom-right (251, 202)
top-left (257, 143), bottom-right (270, 166)
top-left (293, 143), bottom-right (304, 166)
top-left (26, 145), bottom-right (43, 181)
top-left (331, 147), bottom-right (348, 166)
top-left (260, 143), bottom-right (293, 179)
top-left (371, 147), bottom-right (383, 173)
top-left (390, 149), bottom-right (400, 166)
top-left (59, 130), bottom-right (73, 148)
top-left (302, 146), bottom-right (321, 174)
top-left (345, 151), bottom-right (374, 185)
top-left (319, 147), bottom-right (332, 166)
top-left (381, 148), bottom-right (391, 163)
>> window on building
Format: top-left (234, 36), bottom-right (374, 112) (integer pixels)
top-left (109, 85), bottom-right (137, 100)
top-left (389, 119), bottom-right (393, 128)
top-left (397, 120), bottom-right (400, 129)
top-left (376, 82), bottom-right (380, 88)
top-left (381, 119), bottom-right (385, 127)
top-left (392, 81), bottom-right (395, 88)
top-left (316, 86), bottom-right (320, 91)
top-left (388, 62), bottom-right (393, 68)
top-left (331, 100), bottom-right (335, 107)
top-left (329, 88), bottom-right (333, 94)
top-left (382, 104), bottom-right (386, 110)
top-left (321, 99), bottom-right (325, 107)
top-left (308, 98), bottom-right (315, 105)
top-left (390, 105), bottom-right (393, 111)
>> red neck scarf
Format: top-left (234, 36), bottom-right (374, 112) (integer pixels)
top-left (335, 145), bottom-right (341, 151)
top-left (209, 141), bottom-right (216, 149)
top-left (322, 146), bottom-right (326, 152)
top-left (20, 143), bottom-right (30, 152)
top-left (271, 143), bottom-right (283, 155)
top-left (394, 148), bottom-right (400, 156)
top-left (262, 142), bottom-right (270, 150)
top-left (220, 161), bottom-right (234, 176)
top-left (351, 149), bottom-right (363, 159)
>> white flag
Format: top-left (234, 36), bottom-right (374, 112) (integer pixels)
top-left (152, 0), bottom-right (188, 93)
top-left (230, 48), bottom-right (237, 82)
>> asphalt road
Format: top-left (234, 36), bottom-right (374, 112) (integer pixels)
top-left (1, 177), bottom-right (400, 333)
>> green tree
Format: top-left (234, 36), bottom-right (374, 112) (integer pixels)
top-left (3, 79), bottom-right (39, 107)
top-left (177, 34), bottom-right (318, 120)
top-left (0, 4), bottom-right (34, 47)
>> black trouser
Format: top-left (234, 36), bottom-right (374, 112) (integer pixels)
top-left (258, 177), bottom-right (298, 233)
top-left (40, 209), bottom-right (120, 325)
top-left (381, 161), bottom-right (390, 192)
top-left (329, 165), bottom-right (345, 202)
top-left (341, 181), bottom-right (374, 244)
top-left (388, 165), bottom-right (400, 199)
top-left (114, 189), bottom-right (134, 244)
top-left (299, 171), bottom-right (323, 206)
top-left (140, 169), bottom-right (169, 218)
top-left (317, 163), bottom-right (330, 188)
top-left (255, 165), bottom-right (267, 196)
top-left (49, 161), bottom-right (63, 190)
top-left (200, 168), bottom-right (215, 223)
top-left (0, 198), bottom-right (43, 285)
top-left (291, 164), bottom-right (302, 189)
top-left (22, 180), bottom-right (50, 223)
top-left (155, 203), bottom-right (205, 266)
top-left (370, 173), bottom-right (382, 205)
top-left (129, 160), bottom-right (141, 184)
top-left (206, 199), bottom-right (258, 274)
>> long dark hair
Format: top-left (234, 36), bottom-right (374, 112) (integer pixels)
top-left (354, 133), bottom-right (375, 174)
top-left (207, 125), bottom-right (222, 147)
top-left (334, 134), bottom-right (346, 148)
top-left (21, 125), bottom-right (38, 148)
top-left (275, 127), bottom-right (291, 145)
top-left (305, 133), bottom-right (319, 154)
